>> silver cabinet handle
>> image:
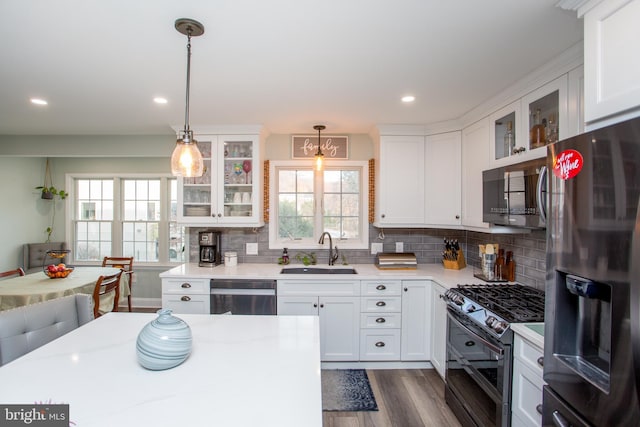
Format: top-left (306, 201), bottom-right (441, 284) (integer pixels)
top-left (181, 283), bottom-right (191, 288)
top-left (313, 303), bottom-right (318, 308)
top-left (375, 317), bottom-right (386, 323)
top-left (375, 342), bottom-right (385, 347)
top-left (537, 356), bottom-right (544, 367)
top-left (376, 284), bottom-right (386, 290)
top-left (180, 296), bottom-right (191, 301)
top-left (218, 213), bottom-right (222, 217)
top-left (320, 304), bottom-right (324, 308)
top-left (455, 215), bottom-right (460, 219)
top-left (536, 404), bottom-right (543, 415)
top-left (381, 214), bottom-right (386, 218)
top-left (376, 301), bottom-right (386, 307)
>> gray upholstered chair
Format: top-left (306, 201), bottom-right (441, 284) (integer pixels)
top-left (22, 242), bottom-right (68, 274)
top-left (0, 294), bottom-right (94, 366)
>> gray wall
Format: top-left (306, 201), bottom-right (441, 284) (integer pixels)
top-left (187, 226), bottom-right (546, 291)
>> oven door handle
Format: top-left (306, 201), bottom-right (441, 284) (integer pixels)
top-left (448, 312), bottom-right (504, 356)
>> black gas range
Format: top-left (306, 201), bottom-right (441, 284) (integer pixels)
top-left (443, 283), bottom-right (545, 427)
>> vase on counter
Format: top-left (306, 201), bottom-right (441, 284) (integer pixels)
top-left (136, 309), bottom-right (192, 371)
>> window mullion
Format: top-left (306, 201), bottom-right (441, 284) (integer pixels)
top-left (112, 177), bottom-right (123, 257)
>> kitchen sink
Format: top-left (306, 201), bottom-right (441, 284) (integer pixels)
top-left (280, 267), bottom-right (357, 275)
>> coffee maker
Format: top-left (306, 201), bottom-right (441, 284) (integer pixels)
top-left (198, 231), bottom-right (221, 267)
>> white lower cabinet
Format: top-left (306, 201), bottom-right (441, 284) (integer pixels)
top-left (401, 280), bottom-right (432, 361)
top-left (512, 334), bottom-right (545, 427)
top-left (277, 280), bottom-right (360, 361)
top-left (360, 280), bottom-right (402, 361)
top-left (161, 278), bottom-right (210, 314)
top-left (430, 282), bottom-right (447, 378)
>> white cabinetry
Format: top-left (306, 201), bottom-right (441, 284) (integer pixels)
top-left (512, 333), bottom-right (545, 427)
top-left (462, 118), bottom-right (491, 229)
top-left (360, 280), bottom-right (402, 361)
top-left (584, 0), bottom-right (640, 125)
top-left (277, 280), bottom-right (360, 361)
top-left (177, 132), bottom-right (263, 227)
top-left (424, 132), bottom-right (462, 226)
top-left (430, 282), bottom-right (447, 378)
top-left (161, 278), bottom-right (210, 314)
top-left (400, 280), bottom-right (432, 361)
top-left (375, 135), bottom-right (425, 225)
top-left (374, 131), bottom-right (461, 227)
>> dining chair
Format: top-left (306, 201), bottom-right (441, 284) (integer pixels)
top-left (0, 267), bottom-right (25, 279)
top-left (102, 256), bottom-right (134, 312)
top-left (92, 270), bottom-right (122, 318)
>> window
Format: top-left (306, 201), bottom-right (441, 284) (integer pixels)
top-left (269, 161), bottom-right (368, 249)
top-left (69, 175), bottom-right (184, 264)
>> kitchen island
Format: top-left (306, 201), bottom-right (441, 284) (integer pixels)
top-left (0, 313), bottom-right (321, 427)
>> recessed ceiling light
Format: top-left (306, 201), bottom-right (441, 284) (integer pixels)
top-left (401, 95), bottom-right (415, 103)
top-left (30, 98), bottom-right (48, 105)
top-left (154, 97), bottom-right (168, 104)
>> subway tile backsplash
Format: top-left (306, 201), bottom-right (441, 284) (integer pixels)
top-left (188, 226), bottom-right (546, 291)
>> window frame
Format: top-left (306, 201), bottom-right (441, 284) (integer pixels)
top-left (268, 160), bottom-right (369, 250)
top-left (65, 173), bottom-right (181, 266)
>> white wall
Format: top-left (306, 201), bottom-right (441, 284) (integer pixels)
top-left (0, 157), bottom-right (51, 271)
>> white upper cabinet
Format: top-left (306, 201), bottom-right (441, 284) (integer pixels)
top-left (462, 118), bottom-right (491, 229)
top-left (424, 132), bottom-right (461, 226)
top-left (374, 131), bottom-right (461, 228)
top-left (375, 135), bottom-right (426, 226)
top-left (584, 0), bottom-right (640, 126)
top-left (177, 131), bottom-right (263, 227)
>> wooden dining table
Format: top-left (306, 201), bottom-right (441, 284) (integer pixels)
top-left (0, 267), bottom-right (129, 311)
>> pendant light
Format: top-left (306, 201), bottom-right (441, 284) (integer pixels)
top-left (313, 125), bottom-right (326, 171)
top-left (171, 18), bottom-right (205, 177)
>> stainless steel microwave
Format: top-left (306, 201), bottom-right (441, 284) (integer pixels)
top-left (482, 158), bottom-right (548, 229)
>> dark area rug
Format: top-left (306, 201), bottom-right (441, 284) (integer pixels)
top-left (321, 369), bottom-right (379, 411)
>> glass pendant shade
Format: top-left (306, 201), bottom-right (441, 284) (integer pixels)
top-left (314, 151), bottom-right (324, 171)
top-left (313, 124), bottom-right (326, 171)
top-left (171, 132), bottom-right (204, 177)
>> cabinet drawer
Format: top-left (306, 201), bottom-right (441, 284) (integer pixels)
top-left (162, 294), bottom-right (210, 314)
top-left (277, 280), bottom-right (360, 296)
top-left (361, 296), bottom-right (401, 312)
top-left (360, 313), bottom-right (401, 329)
top-left (361, 281), bottom-right (401, 296)
top-left (162, 278), bottom-right (210, 294)
top-left (359, 329), bottom-right (401, 360)
top-left (514, 336), bottom-right (544, 377)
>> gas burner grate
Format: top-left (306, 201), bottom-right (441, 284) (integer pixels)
top-left (455, 284), bottom-right (545, 323)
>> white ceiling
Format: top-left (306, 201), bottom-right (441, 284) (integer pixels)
top-left (0, 0), bottom-right (583, 136)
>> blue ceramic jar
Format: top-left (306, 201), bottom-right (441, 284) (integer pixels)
top-left (136, 309), bottom-right (192, 370)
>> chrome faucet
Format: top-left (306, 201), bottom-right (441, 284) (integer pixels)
top-left (318, 232), bottom-right (339, 266)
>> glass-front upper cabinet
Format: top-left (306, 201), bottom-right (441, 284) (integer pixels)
top-left (490, 101), bottom-right (520, 165)
top-left (521, 75), bottom-right (567, 157)
top-left (177, 134), bottom-right (262, 226)
top-left (489, 75), bottom-right (568, 167)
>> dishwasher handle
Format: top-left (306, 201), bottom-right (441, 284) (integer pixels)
top-left (210, 279), bottom-right (276, 290)
top-left (210, 288), bottom-right (275, 296)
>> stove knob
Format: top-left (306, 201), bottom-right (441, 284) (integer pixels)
top-left (493, 321), bottom-right (508, 334)
top-left (485, 316), bottom-right (497, 327)
top-left (466, 304), bottom-right (477, 313)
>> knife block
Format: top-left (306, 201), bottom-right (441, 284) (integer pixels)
top-left (443, 251), bottom-right (466, 270)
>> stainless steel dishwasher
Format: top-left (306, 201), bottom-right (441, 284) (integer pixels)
top-left (210, 279), bottom-right (277, 315)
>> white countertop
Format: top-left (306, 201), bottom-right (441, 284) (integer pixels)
top-left (0, 313), bottom-right (322, 427)
top-left (511, 322), bottom-right (545, 349)
top-left (160, 262), bottom-right (496, 290)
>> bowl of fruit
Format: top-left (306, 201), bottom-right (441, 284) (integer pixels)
top-left (44, 263), bottom-right (74, 279)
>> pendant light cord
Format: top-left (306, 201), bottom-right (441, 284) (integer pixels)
top-left (183, 30), bottom-right (193, 142)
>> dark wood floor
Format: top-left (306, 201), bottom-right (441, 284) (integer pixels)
top-left (323, 369), bottom-right (461, 427)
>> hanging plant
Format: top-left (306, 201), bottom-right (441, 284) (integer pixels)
top-left (34, 158), bottom-right (67, 242)
top-left (35, 159), bottom-right (68, 200)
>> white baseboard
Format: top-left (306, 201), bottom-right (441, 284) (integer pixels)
top-left (321, 361), bottom-right (432, 370)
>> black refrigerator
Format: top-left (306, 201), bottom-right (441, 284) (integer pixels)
top-left (543, 116), bottom-right (640, 426)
